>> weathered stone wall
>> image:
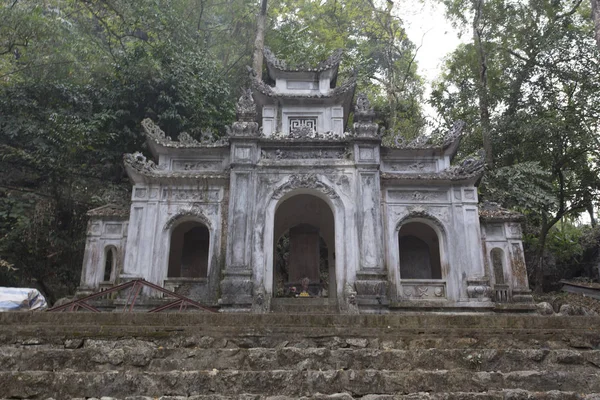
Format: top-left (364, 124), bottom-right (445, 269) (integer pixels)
top-left (1, 313), bottom-right (599, 399)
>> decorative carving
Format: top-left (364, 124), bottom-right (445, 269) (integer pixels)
top-left (479, 201), bottom-right (524, 222)
top-left (123, 152), bottom-right (163, 173)
top-left (162, 188), bottom-right (220, 202)
top-left (163, 206), bottom-right (212, 231)
top-left (236, 89), bottom-right (257, 122)
top-left (261, 148), bottom-right (345, 160)
top-left (290, 125), bottom-right (315, 137)
top-left (389, 190), bottom-right (448, 203)
top-left (354, 93), bottom-right (375, 122)
top-left (354, 122), bottom-right (379, 138)
top-left (177, 132), bottom-right (200, 145)
top-left (272, 174), bottom-right (339, 200)
top-left (264, 47), bottom-right (343, 72)
top-left (466, 278), bottom-right (492, 300)
top-left (401, 284), bottom-right (446, 299)
top-left (450, 150), bottom-right (486, 177)
top-left (342, 283), bottom-right (360, 314)
top-left (442, 120), bottom-right (466, 148)
top-left (387, 120), bottom-right (465, 150)
top-left (142, 118), bottom-right (227, 147)
top-left (251, 285), bottom-right (270, 313)
top-left (266, 128), bottom-right (351, 140)
top-left (226, 89), bottom-right (259, 137)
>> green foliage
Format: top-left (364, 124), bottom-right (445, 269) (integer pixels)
top-left (433, 0), bottom-right (600, 289)
top-left (266, 0), bottom-right (426, 138)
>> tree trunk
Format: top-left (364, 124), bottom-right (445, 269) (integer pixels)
top-left (534, 219), bottom-right (550, 294)
top-left (593, 0), bottom-right (600, 50)
top-left (252, 0), bottom-right (268, 78)
top-left (472, 0), bottom-right (493, 167)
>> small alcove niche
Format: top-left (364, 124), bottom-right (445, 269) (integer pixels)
top-left (168, 221), bottom-right (210, 278)
top-left (103, 247), bottom-right (117, 282)
top-left (491, 248), bottom-right (505, 284)
top-left (398, 222), bottom-right (442, 279)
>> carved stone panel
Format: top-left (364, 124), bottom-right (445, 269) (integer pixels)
top-left (104, 223), bottom-right (123, 236)
top-left (484, 224), bottom-right (505, 239)
top-left (261, 148), bottom-right (345, 160)
top-left (388, 161), bottom-right (437, 173)
top-left (401, 282), bottom-right (446, 299)
top-left (388, 190), bottom-right (449, 203)
top-left (172, 160), bottom-right (222, 171)
top-left (162, 188), bottom-right (221, 202)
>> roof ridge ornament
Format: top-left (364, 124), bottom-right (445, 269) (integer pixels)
top-left (353, 93), bottom-right (379, 138)
top-left (228, 88), bottom-right (259, 137)
top-left (263, 47), bottom-right (343, 72)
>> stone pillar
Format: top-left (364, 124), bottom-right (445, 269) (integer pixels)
top-left (506, 222), bottom-right (533, 304)
top-left (221, 89), bottom-right (260, 311)
top-left (352, 93), bottom-right (388, 311)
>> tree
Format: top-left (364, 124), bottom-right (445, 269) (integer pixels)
top-left (433, 0), bottom-right (600, 291)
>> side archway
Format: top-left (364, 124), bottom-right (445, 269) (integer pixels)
top-left (167, 220), bottom-right (210, 279)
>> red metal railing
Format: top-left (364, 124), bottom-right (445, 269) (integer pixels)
top-left (47, 279), bottom-right (217, 313)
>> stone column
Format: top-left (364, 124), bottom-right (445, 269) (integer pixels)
top-left (505, 222), bottom-right (533, 304)
top-left (352, 94), bottom-right (388, 311)
top-left (221, 90), bottom-right (260, 311)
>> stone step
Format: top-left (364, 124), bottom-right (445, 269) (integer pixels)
top-left (2, 347), bottom-right (599, 373)
top-left (270, 298), bottom-right (338, 314)
top-left (2, 370), bottom-right (600, 398)
top-left (2, 391), bottom-right (600, 400)
top-left (4, 332), bottom-right (599, 352)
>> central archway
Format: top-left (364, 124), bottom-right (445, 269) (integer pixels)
top-left (273, 194), bottom-right (336, 298)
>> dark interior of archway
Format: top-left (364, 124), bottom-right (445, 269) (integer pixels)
top-left (491, 248), bottom-right (505, 284)
top-left (399, 222), bottom-right (442, 279)
top-left (168, 221), bottom-right (209, 278)
top-left (103, 248), bottom-right (115, 282)
top-left (274, 227), bottom-right (329, 297)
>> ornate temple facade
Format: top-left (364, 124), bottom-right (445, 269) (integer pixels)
top-left (79, 49), bottom-right (534, 312)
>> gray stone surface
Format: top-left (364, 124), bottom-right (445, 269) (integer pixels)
top-left (77, 52), bottom-right (531, 313)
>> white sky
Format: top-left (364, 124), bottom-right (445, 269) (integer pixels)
top-left (395, 0), bottom-right (465, 123)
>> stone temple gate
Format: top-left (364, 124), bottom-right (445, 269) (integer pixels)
top-left (79, 48), bottom-right (534, 313)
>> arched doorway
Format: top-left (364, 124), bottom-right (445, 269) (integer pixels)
top-left (398, 221), bottom-right (442, 279)
top-left (273, 194), bottom-right (335, 298)
top-left (168, 221), bottom-right (210, 278)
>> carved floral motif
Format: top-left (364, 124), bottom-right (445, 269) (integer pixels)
top-left (272, 174), bottom-right (339, 200)
top-left (261, 148), bottom-right (345, 160)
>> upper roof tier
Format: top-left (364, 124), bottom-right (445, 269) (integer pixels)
top-left (263, 47), bottom-right (343, 84)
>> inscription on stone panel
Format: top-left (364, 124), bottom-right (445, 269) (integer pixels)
top-left (104, 223), bottom-right (122, 235)
top-left (388, 190), bottom-right (448, 203)
top-left (162, 188), bottom-right (220, 202)
top-left (389, 161), bottom-right (436, 173)
top-left (172, 160), bottom-right (221, 171)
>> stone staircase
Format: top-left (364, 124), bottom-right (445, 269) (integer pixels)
top-left (270, 298), bottom-right (339, 314)
top-left (1, 312), bottom-right (599, 399)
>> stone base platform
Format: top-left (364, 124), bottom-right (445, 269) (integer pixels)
top-left (0, 312), bottom-right (599, 399)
